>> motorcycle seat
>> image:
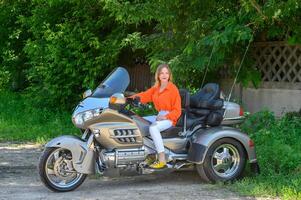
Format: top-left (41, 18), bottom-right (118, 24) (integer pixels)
top-left (152, 89), bottom-right (189, 139)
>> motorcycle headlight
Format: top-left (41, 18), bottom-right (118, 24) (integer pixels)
top-left (83, 110), bottom-right (93, 122)
top-left (73, 108), bottom-right (103, 126)
top-left (74, 114), bottom-right (84, 125)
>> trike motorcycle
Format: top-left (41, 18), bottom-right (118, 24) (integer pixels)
top-left (38, 67), bottom-right (259, 192)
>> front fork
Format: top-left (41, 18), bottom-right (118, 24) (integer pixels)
top-left (81, 129), bottom-right (91, 140)
top-left (82, 129), bottom-right (107, 174)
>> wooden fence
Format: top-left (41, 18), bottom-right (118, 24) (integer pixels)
top-left (240, 41), bottom-right (301, 116)
top-left (252, 41), bottom-right (301, 84)
top-left (125, 63), bottom-right (153, 92)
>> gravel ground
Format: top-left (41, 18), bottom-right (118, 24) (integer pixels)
top-left (0, 143), bottom-right (277, 200)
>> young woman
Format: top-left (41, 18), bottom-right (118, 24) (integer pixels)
top-left (131, 64), bottom-right (181, 169)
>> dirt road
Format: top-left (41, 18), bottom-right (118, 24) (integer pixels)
top-left (0, 143), bottom-right (274, 200)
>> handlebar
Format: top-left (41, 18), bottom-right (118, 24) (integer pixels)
top-left (126, 96), bottom-right (148, 109)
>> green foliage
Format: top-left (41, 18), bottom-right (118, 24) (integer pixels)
top-left (285, 109), bottom-right (301, 119)
top-left (1, 0), bottom-right (301, 109)
top-left (103, 0), bottom-right (301, 88)
top-left (232, 174), bottom-right (301, 199)
top-left (0, 70), bottom-right (10, 89)
top-left (0, 0), bottom-right (32, 91)
top-left (129, 103), bottom-right (157, 117)
top-left (22, 0), bottom-right (127, 109)
top-left (240, 110), bottom-right (276, 135)
top-left (230, 111), bottom-right (301, 199)
top-left (0, 90), bottom-right (78, 142)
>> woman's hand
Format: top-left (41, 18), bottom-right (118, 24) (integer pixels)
top-left (156, 115), bottom-right (167, 121)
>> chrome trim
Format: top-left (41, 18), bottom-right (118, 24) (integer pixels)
top-left (81, 129), bottom-right (89, 140)
top-left (211, 143), bottom-right (241, 178)
top-left (87, 134), bottom-right (94, 150)
top-left (223, 116), bottom-right (245, 120)
top-left (110, 135), bottom-right (140, 138)
top-left (115, 149), bottom-right (118, 166)
top-left (101, 148), bottom-right (146, 168)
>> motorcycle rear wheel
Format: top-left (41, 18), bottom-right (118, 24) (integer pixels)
top-left (196, 138), bottom-right (246, 183)
top-left (39, 147), bottom-right (87, 192)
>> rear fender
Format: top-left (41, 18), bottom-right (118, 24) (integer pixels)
top-left (187, 126), bottom-right (257, 164)
top-left (45, 135), bottom-right (95, 174)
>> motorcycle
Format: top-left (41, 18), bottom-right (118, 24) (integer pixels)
top-left (38, 67), bottom-right (259, 192)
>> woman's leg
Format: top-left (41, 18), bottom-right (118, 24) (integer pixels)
top-left (149, 120), bottom-right (172, 163)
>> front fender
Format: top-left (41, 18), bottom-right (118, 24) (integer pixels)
top-left (187, 126), bottom-right (257, 164)
top-left (45, 135), bottom-right (95, 174)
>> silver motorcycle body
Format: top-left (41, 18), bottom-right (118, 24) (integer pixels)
top-left (39, 67), bottom-right (259, 192)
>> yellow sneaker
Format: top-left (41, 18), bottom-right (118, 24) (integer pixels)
top-left (149, 161), bottom-right (167, 169)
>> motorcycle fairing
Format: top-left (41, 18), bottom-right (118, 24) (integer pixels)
top-left (92, 67), bottom-right (130, 98)
top-left (45, 135), bottom-right (95, 174)
top-left (187, 126), bottom-right (257, 164)
top-left (72, 97), bottom-right (110, 117)
top-left (72, 67), bottom-right (130, 118)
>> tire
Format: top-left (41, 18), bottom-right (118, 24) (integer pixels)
top-left (196, 164), bottom-right (211, 183)
top-left (196, 138), bottom-right (246, 183)
top-left (39, 147), bottom-right (87, 192)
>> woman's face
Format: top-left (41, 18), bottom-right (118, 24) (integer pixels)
top-left (159, 67), bottom-right (170, 84)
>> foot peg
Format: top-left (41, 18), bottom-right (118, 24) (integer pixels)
top-left (139, 163), bottom-right (174, 174)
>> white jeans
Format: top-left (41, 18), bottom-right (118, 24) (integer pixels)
top-left (143, 111), bottom-right (173, 153)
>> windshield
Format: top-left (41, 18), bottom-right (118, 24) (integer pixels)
top-left (91, 67), bottom-right (130, 98)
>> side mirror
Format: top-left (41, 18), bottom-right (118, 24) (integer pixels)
top-left (109, 93), bottom-right (126, 105)
top-left (109, 93), bottom-right (126, 110)
top-left (83, 89), bottom-right (92, 98)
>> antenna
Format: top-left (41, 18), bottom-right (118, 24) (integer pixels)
top-left (201, 44), bottom-right (216, 88)
top-left (224, 38), bottom-right (252, 117)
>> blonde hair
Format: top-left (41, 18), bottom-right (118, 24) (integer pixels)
top-left (154, 63), bottom-right (173, 86)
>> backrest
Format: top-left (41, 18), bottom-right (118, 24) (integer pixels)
top-left (202, 83), bottom-right (220, 99)
top-left (190, 83), bottom-right (220, 108)
top-left (175, 89), bottom-right (190, 127)
top-left (179, 89), bottom-right (190, 109)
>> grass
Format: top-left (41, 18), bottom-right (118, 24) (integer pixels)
top-left (226, 111), bottom-right (301, 200)
top-left (229, 174), bottom-right (301, 200)
top-left (0, 91), bottom-right (79, 143)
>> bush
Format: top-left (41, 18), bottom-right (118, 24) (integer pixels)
top-left (242, 112), bottom-right (301, 176)
top-left (22, 0), bottom-right (128, 110)
top-left (231, 111), bottom-right (301, 199)
top-left (0, 0), bottom-right (32, 91)
top-left (240, 110), bottom-right (276, 136)
top-left (0, 0), bottom-right (129, 110)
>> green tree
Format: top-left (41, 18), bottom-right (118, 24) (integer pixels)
top-left (1, 0), bottom-right (300, 109)
top-left (103, 0), bottom-right (301, 88)
top-left (0, 0), bottom-right (32, 90)
top-left (22, 0), bottom-right (128, 109)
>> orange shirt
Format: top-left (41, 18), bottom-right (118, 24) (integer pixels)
top-left (133, 82), bottom-right (181, 126)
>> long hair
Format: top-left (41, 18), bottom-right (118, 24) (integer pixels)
top-left (154, 63), bottom-right (173, 86)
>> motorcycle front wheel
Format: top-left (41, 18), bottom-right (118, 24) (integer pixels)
top-left (38, 147), bottom-right (87, 192)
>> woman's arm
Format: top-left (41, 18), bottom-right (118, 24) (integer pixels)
top-left (129, 86), bottom-right (155, 104)
top-left (165, 88), bottom-right (181, 123)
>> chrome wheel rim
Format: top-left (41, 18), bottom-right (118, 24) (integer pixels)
top-left (211, 144), bottom-right (240, 178)
top-left (45, 148), bottom-right (84, 188)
